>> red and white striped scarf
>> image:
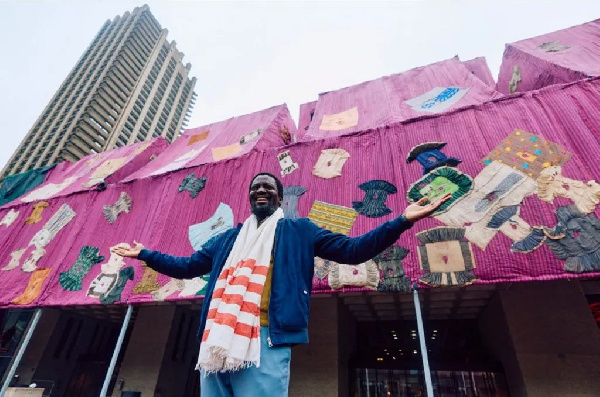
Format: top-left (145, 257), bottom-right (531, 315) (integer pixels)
top-left (197, 208), bottom-right (283, 373)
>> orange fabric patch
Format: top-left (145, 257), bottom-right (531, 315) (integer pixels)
top-left (188, 131), bottom-right (210, 146)
top-left (212, 142), bottom-right (243, 161)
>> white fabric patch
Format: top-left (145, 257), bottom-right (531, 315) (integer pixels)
top-left (150, 146), bottom-right (206, 176)
top-left (21, 177), bottom-right (78, 202)
top-left (278, 150), bottom-right (299, 177)
top-left (0, 209), bottom-right (20, 227)
top-left (319, 107), bottom-right (359, 131)
top-left (312, 148), bottom-right (350, 179)
top-left (405, 87), bottom-right (470, 113)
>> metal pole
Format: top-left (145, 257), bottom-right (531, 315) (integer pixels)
top-left (413, 286), bottom-right (434, 397)
top-left (0, 308), bottom-right (42, 396)
top-left (100, 304), bottom-right (133, 397)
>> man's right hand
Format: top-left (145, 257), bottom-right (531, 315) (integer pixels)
top-left (111, 241), bottom-right (145, 258)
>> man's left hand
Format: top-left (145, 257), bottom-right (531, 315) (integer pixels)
top-left (403, 193), bottom-right (452, 222)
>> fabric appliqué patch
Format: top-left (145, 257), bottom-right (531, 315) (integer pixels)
top-left (538, 41), bottom-right (571, 53)
top-left (178, 174), bottom-right (207, 198)
top-left (405, 87), bottom-right (470, 113)
top-left (314, 257), bottom-right (335, 280)
top-left (103, 192), bottom-right (133, 223)
top-left (11, 268), bottom-right (51, 305)
top-left (308, 201), bottom-right (358, 235)
top-left (150, 147), bottom-right (206, 176)
top-left (82, 157), bottom-right (128, 188)
top-left (328, 260), bottom-right (379, 290)
top-left (131, 262), bottom-right (161, 294)
top-left (508, 66), bottom-right (521, 94)
top-left (417, 227), bottom-right (476, 286)
top-left (277, 150), bottom-right (299, 177)
top-left (188, 130), bottom-right (210, 146)
top-left (373, 246), bottom-right (411, 292)
top-left (542, 205), bottom-right (600, 273)
top-left (99, 267), bottom-right (134, 304)
top-left (481, 130), bottom-right (571, 179)
top-left (282, 186), bottom-right (307, 219)
top-left (406, 142), bottom-right (461, 175)
top-left (239, 129), bottom-right (262, 145)
top-left (537, 166), bottom-right (600, 214)
top-left (212, 142), bottom-right (243, 161)
top-left (319, 107), bottom-right (359, 131)
top-left (279, 126), bottom-right (292, 145)
top-left (353, 180), bottom-right (398, 218)
top-left (312, 149), bottom-right (350, 179)
top-left (407, 167), bottom-right (473, 215)
top-left (25, 201), bottom-right (49, 225)
top-left (21, 177), bottom-right (77, 202)
top-left (59, 246), bottom-right (105, 291)
top-left (0, 209), bottom-right (19, 228)
top-left (485, 205), bottom-right (541, 253)
top-left (1, 248), bottom-right (26, 271)
top-left (188, 202), bottom-right (234, 250)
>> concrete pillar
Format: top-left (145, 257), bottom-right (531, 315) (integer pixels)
top-left (11, 309), bottom-right (61, 385)
top-left (480, 281), bottom-right (600, 397)
top-left (289, 296), bottom-right (340, 397)
top-left (116, 305), bottom-right (176, 396)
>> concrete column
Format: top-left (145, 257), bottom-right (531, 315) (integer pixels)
top-left (289, 296), bottom-right (340, 397)
top-left (480, 281), bottom-right (600, 397)
top-left (10, 309), bottom-right (61, 385)
top-left (116, 305), bottom-right (176, 396)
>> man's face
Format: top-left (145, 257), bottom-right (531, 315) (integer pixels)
top-left (249, 175), bottom-right (281, 220)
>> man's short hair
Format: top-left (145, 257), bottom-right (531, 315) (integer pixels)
top-left (250, 172), bottom-right (284, 200)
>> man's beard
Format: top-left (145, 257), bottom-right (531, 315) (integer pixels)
top-left (251, 201), bottom-right (278, 220)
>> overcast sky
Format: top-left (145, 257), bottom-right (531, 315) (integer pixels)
top-left (1, 1), bottom-right (598, 170)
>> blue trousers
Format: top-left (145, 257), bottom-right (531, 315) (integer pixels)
top-left (199, 327), bottom-right (291, 397)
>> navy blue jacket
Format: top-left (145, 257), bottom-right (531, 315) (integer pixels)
top-left (138, 216), bottom-right (412, 346)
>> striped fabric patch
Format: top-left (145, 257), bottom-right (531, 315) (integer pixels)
top-left (308, 201), bottom-right (358, 235)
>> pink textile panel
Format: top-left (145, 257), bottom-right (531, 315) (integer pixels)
top-left (497, 19), bottom-right (600, 94)
top-left (297, 101), bottom-right (317, 138)
top-left (124, 104), bottom-right (297, 181)
top-left (462, 57), bottom-right (496, 87)
top-left (303, 57), bottom-right (502, 140)
top-left (0, 78), bottom-right (600, 307)
top-left (4, 138), bottom-right (167, 208)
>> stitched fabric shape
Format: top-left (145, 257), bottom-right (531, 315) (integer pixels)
top-left (212, 142), bottom-right (242, 161)
top-left (59, 246), bottom-right (105, 291)
top-left (319, 107), bottom-right (359, 131)
top-left (25, 201), bottom-right (49, 225)
top-left (178, 174), bottom-right (207, 198)
top-left (82, 157), bottom-right (128, 187)
top-left (279, 126), bottom-right (291, 145)
top-left (328, 260), bottom-right (379, 290)
top-left (189, 203), bottom-right (234, 251)
top-left (100, 267), bottom-right (134, 304)
top-left (29, 203), bottom-right (76, 250)
top-left (0, 209), bottom-right (19, 228)
top-left (21, 177), bottom-right (77, 202)
top-left (103, 192), bottom-right (133, 223)
top-left (12, 268), bottom-right (51, 305)
top-left (373, 246), bottom-right (411, 292)
top-left (483, 205), bottom-right (538, 252)
top-left (308, 201), bottom-right (358, 235)
top-left (538, 41), bottom-right (571, 52)
top-left (312, 149), bottom-right (350, 179)
top-left (508, 66), bottom-right (521, 94)
top-left (152, 278), bottom-right (185, 301)
top-left (239, 129), bottom-right (262, 144)
top-left (86, 243), bottom-right (129, 297)
top-left (282, 186), bottom-right (307, 219)
top-left (542, 205), bottom-right (600, 273)
top-left (22, 247), bottom-right (45, 273)
top-left (436, 162), bottom-right (537, 249)
top-left (150, 147), bottom-right (206, 176)
top-left (406, 142), bottom-right (461, 175)
top-left (353, 180), bottom-right (398, 218)
top-left (179, 277), bottom-right (208, 297)
top-left (405, 87), bottom-right (470, 114)
top-left (1, 248), bottom-right (26, 271)
top-left (131, 262), bottom-right (161, 294)
top-left (537, 166), bottom-right (600, 214)
top-left (188, 130), bottom-right (210, 146)
top-left (511, 227), bottom-right (547, 254)
top-left (481, 130), bottom-right (572, 179)
top-left (314, 257), bottom-right (335, 280)
top-left (407, 167), bottom-right (473, 215)
top-left (277, 150), bottom-right (299, 177)
top-left (417, 227), bottom-right (477, 286)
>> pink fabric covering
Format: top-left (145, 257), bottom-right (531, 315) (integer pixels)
top-left (462, 57), bottom-right (496, 87)
top-left (303, 57), bottom-right (502, 140)
top-left (124, 105), bottom-right (297, 180)
top-left (3, 138), bottom-right (167, 208)
top-left (1, 77), bottom-right (600, 307)
top-left (297, 101), bottom-right (318, 137)
top-left (497, 19), bottom-right (600, 94)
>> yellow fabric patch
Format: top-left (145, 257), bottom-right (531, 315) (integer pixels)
top-left (308, 201), bottom-right (358, 235)
top-left (212, 142), bottom-right (242, 161)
